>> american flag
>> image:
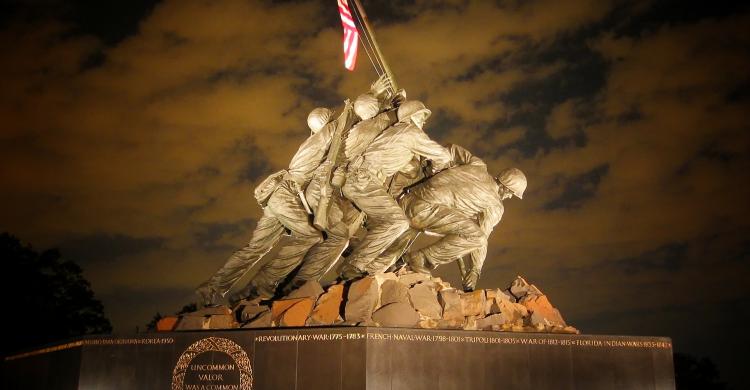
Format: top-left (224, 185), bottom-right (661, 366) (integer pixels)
top-left (337, 0), bottom-right (359, 71)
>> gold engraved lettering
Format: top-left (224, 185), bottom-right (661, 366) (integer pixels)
top-left (172, 337), bottom-right (252, 390)
top-left (198, 373), bottom-right (224, 381)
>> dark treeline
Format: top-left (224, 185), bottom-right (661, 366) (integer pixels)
top-left (1, 233), bottom-right (111, 356)
top-left (674, 352), bottom-right (729, 389)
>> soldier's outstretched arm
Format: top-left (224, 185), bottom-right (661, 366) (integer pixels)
top-left (463, 245), bottom-right (488, 292)
top-left (447, 144), bottom-right (486, 167)
top-left (409, 127), bottom-right (452, 170)
top-left (463, 205), bottom-right (503, 291)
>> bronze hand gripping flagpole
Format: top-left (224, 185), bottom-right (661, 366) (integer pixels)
top-left (350, 0), bottom-right (399, 95)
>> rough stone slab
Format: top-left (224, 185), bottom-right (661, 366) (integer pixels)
top-left (486, 288), bottom-right (512, 302)
top-left (497, 299), bottom-right (528, 326)
top-left (286, 280), bottom-right (324, 300)
top-left (380, 280), bottom-right (409, 306)
top-left (485, 289), bottom-right (513, 315)
top-left (521, 294), bottom-right (566, 326)
top-left (508, 276), bottom-right (543, 301)
top-left (185, 306), bottom-right (232, 316)
top-left (345, 277), bottom-right (379, 323)
top-left (242, 310), bottom-right (272, 328)
top-left (463, 316), bottom-right (478, 330)
top-left (308, 284), bottom-right (345, 325)
top-left (408, 283), bottom-right (442, 319)
top-left (434, 280), bottom-right (452, 290)
top-left (374, 272), bottom-right (398, 288)
top-left (438, 289), bottom-right (463, 322)
top-left (531, 313), bottom-right (553, 329)
top-left (416, 280), bottom-right (439, 289)
top-left (205, 314), bottom-right (238, 329)
top-left (398, 272), bottom-right (431, 286)
top-left (527, 285), bottom-right (544, 297)
top-left (476, 314), bottom-right (507, 330)
top-left (486, 298), bottom-right (501, 315)
top-left (437, 318), bottom-right (465, 329)
top-left (485, 288), bottom-right (500, 301)
top-left (169, 275), bottom-right (573, 333)
top-left (236, 304), bottom-right (270, 323)
top-left (174, 315), bottom-right (206, 330)
top-left (394, 266), bottom-right (408, 276)
top-left (279, 299), bottom-right (314, 327)
top-left (272, 298), bottom-right (310, 322)
top-left (460, 290), bottom-right (486, 317)
top-left (562, 325), bottom-right (580, 334)
top-left (417, 316), bottom-right (439, 329)
top-left (234, 297), bottom-right (263, 307)
top-left (155, 316), bottom-right (179, 332)
top-left (371, 302), bottom-right (419, 327)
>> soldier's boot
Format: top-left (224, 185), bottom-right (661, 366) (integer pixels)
top-left (279, 278), bottom-right (307, 298)
top-left (227, 287), bottom-right (251, 308)
top-left (195, 283), bottom-right (223, 307)
top-left (403, 251), bottom-right (433, 275)
top-left (385, 257), bottom-right (407, 273)
top-left (338, 262), bottom-right (366, 281)
top-left (462, 270), bottom-right (480, 292)
top-left (228, 281), bottom-right (275, 307)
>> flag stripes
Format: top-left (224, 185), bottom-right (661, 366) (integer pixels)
top-left (338, 0), bottom-right (359, 71)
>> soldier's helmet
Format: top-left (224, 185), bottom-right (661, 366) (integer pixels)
top-left (307, 107), bottom-right (333, 134)
top-left (397, 100), bottom-right (431, 124)
top-left (496, 168), bottom-right (527, 199)
top-left (354, 93), bottom-right (380, 120)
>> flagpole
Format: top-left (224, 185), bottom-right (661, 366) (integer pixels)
top-left (350, 0), bottom-right (399, 93)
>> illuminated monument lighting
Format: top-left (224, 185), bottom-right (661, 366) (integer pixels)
top-left (3, 1), bottom-right (676, 389)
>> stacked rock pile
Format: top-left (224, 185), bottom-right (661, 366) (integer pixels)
top-left (158, 272), bottom-right (578, 334)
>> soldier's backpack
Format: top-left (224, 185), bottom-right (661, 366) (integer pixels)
top-left (253, 169), bottom-right (287, 207)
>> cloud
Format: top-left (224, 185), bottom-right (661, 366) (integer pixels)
top-left (546, 99), bottom-right (581, 139)
top-left (0, 0), bottom-right (623, 246)
top-left (59, 233), bottom-right (165, 264)
top-left (543, 164), bottom-right (609, 210)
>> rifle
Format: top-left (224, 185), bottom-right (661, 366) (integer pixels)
top-left (457, 257), bottom-right (468, 284)
top-left (313, 99), bottom-right (356, 231)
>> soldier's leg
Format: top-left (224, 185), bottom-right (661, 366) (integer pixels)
top-left (341, 172), bottom-right (410, 274)
top-left (196, 209), bottom-right (284, 305)
top-left (365, 228), bottom-right (419, 274)
top-left (365, 195), bottom-right (422, 273)
top-left (403, 204), bottom-right (485, 272)
top-left (304, 174), bottom-right (322, 210)
top-left (285, 193), bottom-right (358, 289)
top-left (244, 183), bottom-right (324, 298)
top-left (291, 234), bottom-right (349, 283)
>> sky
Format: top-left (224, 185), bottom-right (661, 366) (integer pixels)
top-left (1, 0), bottom-right (749, 386)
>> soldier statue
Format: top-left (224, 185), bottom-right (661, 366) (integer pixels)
top-left (194, 106), bottom-right (337, 306)
top-left (366, 144), bottom-right (526, 291)
top-left (337, 99), bottom-right (453, 280)
top-left (195, 73), bottom-right (526, 305)
top-left (238, 82), bottom-right (400, 298)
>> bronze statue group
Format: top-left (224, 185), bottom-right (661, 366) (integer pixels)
top-left (196, 76), bottom-right (527, 307)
